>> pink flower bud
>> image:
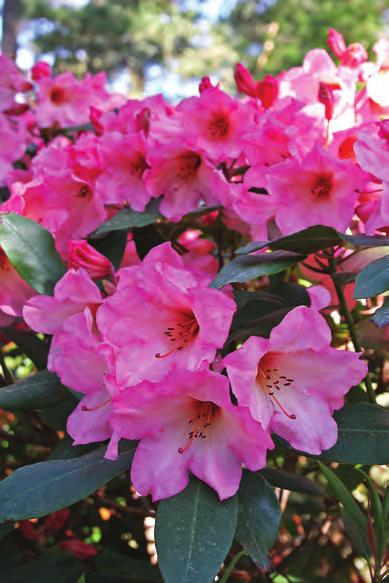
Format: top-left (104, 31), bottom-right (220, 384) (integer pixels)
top-left (234, 63), bottom-right (259, 98)
top-left (67, 240), bottom-right (113, 280)
top-left (327, 28), bottom-right (347, 59)
top-left (341, 43), bottom-right (368, 68)
top-left (31, 61), bottom-right (51, 81)
top-left (44, 509), bottom-right (70, 534)
top-left (199, 76), bottom-right (216, 94)
top-left (257, 75), bottom-right (279, 109)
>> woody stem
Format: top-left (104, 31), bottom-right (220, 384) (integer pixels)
top-left (329, 257), bottom-right (376, 403)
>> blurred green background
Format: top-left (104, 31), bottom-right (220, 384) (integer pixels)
top-left (1, 0), bottom-right (389, 98)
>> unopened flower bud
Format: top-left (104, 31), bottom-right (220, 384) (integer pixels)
top-left (59, 539), bottom-right (97, 560)
top-left (31, 61), bottom-right (51, 81)
top-left (199, 76), bottom-right (216, 94)
top-left (234, 63), bottom-right (259, 98)
top-left (327, 28), bottom-right (347, 59)
top-left (257, 74), bottom-right (279, 109)
top-left (67, 240), bottom-right (113, 280)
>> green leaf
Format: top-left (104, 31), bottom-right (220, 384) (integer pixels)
top-left (96, 551), bottom-right (163, 581)
top-left (0, 326), bottom-right (48, 370)
top-left (372, 297), bottom-right (389, 328)
top-left (355, 256), bottom-right (389, 298)
top-left (211, 251), bottom-right (304, 289)
top-left (0, 371), bottom-right (69, 411)
top-left (236, 472), bottom-right (281, 569)
top-left (91, 230), bottom-right (128, 270)
top-left (280, 403), bottom-right (389, 465)
top-left (0, 441), bottom-right (136, 521)
top-left (2, 552), bottom-right (81, 583)
top-left (236, 226), bottom-right (389, 256)
top-left (155, 478), bottom-right (237, 583)
top-left (318, 462), bottom-right (370, 557)
top-left (92, 199), bottom-right (162, 236)
top-left (0, 214), bottom-right (65, 294)
top-left (260, 469), bottom-right (324, 496)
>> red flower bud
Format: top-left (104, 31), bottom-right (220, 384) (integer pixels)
top-left (44, 509), bottom-right (70, 534)
top-left (67, 240), bottom-right (113, 280)
top-left (60, 539), bottom-right (97, 561)
top-left (234, 63), bottom-right (259, 98)
top-left (19, 520), bottom-right (38, 541)
top-left (327, 28), bottom-right (347, 59)
top-left (199, 76), bottom-right (216, 94)
top-left (341, 43), bottom-right (368, 68)
top-left (31, 61), bottom-right (51, 81)
top-left (318, 81), bottom-right (340, 121)
top-left (257, 75), bottom-right (279, 109)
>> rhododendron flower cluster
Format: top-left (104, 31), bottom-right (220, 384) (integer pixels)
top-left (1, 27), bottom-right (387, 504)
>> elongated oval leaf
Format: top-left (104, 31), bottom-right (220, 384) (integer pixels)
top-left (236, 472), bottom-right (281, 569)
top-left (279, 403), bottom-right (389, 465)
top-left (0, 441), bottom-right (136, 521)
top-left (211, 251), bottom-right (304, 289)
top-left (0, 214), bottom-right (65, 294)
top-left (260, 468), bottom-right (324, 496)
top-left (355, 256), bottom-right (389, 298)
top-left (0, 370), bottom-right (69, 411)
top-left (92, 199), bottom-right (162, 236)
top-left (155, 478), bottom-right (237, 583)
top-left (318, 462), bottom-right (370, 557)
top-left (372, 298), bottom-right (389, 328)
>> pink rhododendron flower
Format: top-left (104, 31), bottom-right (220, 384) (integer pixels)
top-left (177, 87), bottom-right (255, 162)
top-left (0, 113), bottom-right (27, 185)
top-left (224, 307), bottom-right (367, 455)
top-left (144, 143), bottom-right (229, 220)
top-left (35, 71), bottom-right (118, 127)
top-left (95, 132), bottom-right (151, 210)
top-left (23, 268), bottom-right (102, 335)
top-left (97, 243), bottom-right (236, 386)
top-left (0, 248), bottom-right (35, 318)
top-left (110, 368), bottom-right (274, 501)
top-left (267, 145), bottom-right (367, 234)
top-left (0, 54), bottom-right (31, 112)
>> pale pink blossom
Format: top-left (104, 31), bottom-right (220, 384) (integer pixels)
top-left (224, 306), bottom-right (368, 455)
top-left (110, 368), bottom-right (274, 500)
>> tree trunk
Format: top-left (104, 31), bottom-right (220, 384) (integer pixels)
top-left (1, 0), bottom-right (20, 59)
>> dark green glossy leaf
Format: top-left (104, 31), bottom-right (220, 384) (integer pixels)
top-left (2, 552), bottom-right (81, 583)
top-left (211, 251), bottom-right (304, 289)
top-left (0, 326), bottom-right (48, 370)
top-left (0, 370), bottom-right (69, 411)
top-left (92, 199), bottom-right (162, 236)
top-left (237, 226), bottom-right (389, 256)
top-left (280, 403), bottom-right (389, 465)
top-left (0, 441), bottom-right (136, 520)
top-left (155, 478), bottom-right (237, 583)
top-left (96, 551), bottom-right (163, 582)
top-left (355, 256), bottom-right (389, 298)
top-left (91, 229), bottom-right (128, 270)
top-left (0, 214), bottom-right (66, 294)
top-left (236, 472), bottom-right (281, 569)
top-left (260, 469), bottom-right (324, 496)
top-left (372, 298), bottom-right (389, 328)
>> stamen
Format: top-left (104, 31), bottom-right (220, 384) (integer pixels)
top-left (178, 402), bottom-right (216, 454)
top-left (155, 314), bottom-right (199, 359)
top-left (256, 360), bottom-right (297, 420)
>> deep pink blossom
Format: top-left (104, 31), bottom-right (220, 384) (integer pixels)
top-left (176, 87), bottom-right (255, 162)
top-left (97, 243), bottom-right (236, 386)
top-left (23, 268), bottom-right (102, 335)
top-left (267, 145), bottom-right (367, 233)
top-left (145, 143), bottom-right (229, 220)
top-left (224, 307), bottom-right (367, 455)
top-left (110, 368), bottom-right (274, 500)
